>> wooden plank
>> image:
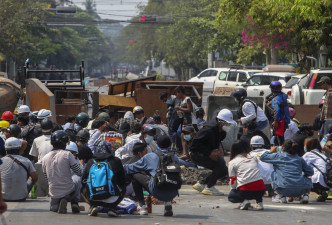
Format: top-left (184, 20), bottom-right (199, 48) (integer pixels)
top-left (136, 89), bottom-right (168, 122)
top-left (99, 94), bottom-right (137, 108)
top-left (293, 105), bottom-right (320, 124)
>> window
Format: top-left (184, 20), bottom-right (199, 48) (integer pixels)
top-left (247, 76), bottom-right (262, 85)
top-left (210, 70), bottom-right (218, 77)
top-left (238, 73), bottom-right (247, 82)
top-left (218, 72), bottom-right (227, 80)
top-left (284, 77), bottom-right (299, 88)
top-left (199, 70), bottom-right (211, 78)
top-left (313, 73), bottom-right (332, 89)
top-left (227, 72), bottom-right (237, 81)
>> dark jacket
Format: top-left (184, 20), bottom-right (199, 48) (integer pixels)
top-left (81, 153), bottom-right (126, 207)
top-left (240, 129), bottom-right (271, 149)
top-left (189, 120), bottom-right (226, 156)
top-left (291, 132), bottom-right (309, 157)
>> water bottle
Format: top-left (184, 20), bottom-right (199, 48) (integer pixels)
top-left (320, 136), bottom-right (328, 149)
top-left (31, 185), bottom-right (37, 199)
top-left (277, 146), bottom-right (282, 153)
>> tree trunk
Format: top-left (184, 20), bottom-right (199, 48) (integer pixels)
top-left (271, 48), bottom-right (279, 64)
top-left (265, 49), bottom-right (271, 65)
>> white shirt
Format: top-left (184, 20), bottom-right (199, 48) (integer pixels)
top-left (125, 133), bottom-right (141, 144)
top-left (29, 135), bottom-right (53, 163)
top-left (115, 137), bottom-right (157, 159)
top-left (302, 149), bottom-right (328, 188)
top-left (249, 149), bottom-right (273, 184)
top-left (241, 101), bottom-right (267, 125)
top-left (284, 120), bottom-right (299, 140)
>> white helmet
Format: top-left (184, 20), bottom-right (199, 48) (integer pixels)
top-left (65, 141), bottom-right (78, 153)
top-left (216, 109), bottom-right (234, 124)
top-left (37, 109), bottom-right (52, 119)
top-left (17, 105), bottom-right (31, 114)
top-left (5, 137), bottom-right (22, 150)
top-left (250, 135), bottom-right (264, 147)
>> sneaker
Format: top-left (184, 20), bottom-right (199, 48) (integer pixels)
top-left (107, 209), bottom-right (118, 217)
top-left (88, 207), bottom-right (99, 216)
top-left (192, 182), bottom-right (205, 192)
top-left (240, 200), bottom-right (251, 210)
top-left (164, 201), bottom-right (173, 217)
top-left (316, 192), bottom-right (328, 202)
top-left (272, 195), bottom-right (287, 203)
top-left (300, 195), bottom-right (309, 204)
top-left (254, 202), bottom-right (264, 210)
top-left (58, 199), bottom-right (67, 214)
top-left (71, 202), bottom-right (80, 214)
top-left (201, 186), bottom-right (224, 196)
top-left (137, 205), bottom-right (148, 215)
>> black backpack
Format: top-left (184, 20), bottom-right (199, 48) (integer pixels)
top-left (310, 151), bottom-right (332, 188)
top-left (154, 151), bottom-right (182, 190)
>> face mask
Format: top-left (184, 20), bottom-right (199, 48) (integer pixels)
top-left (223, 125), bottom-right (231, 132)
top-left (184, 134), bottom-right (192, 141)
top-left (144, 135), bottom-right (153, 144)
top-left (304, 147), bottom-right (307, 153)
top-left (166, 99), bottom-right (173, 105)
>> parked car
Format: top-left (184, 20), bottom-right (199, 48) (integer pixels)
top-left (188, 68), bottom-right (225, 92)
top-left (243, 72), bottom-right (298, 97)
top-left (283, 74), bottom-right (307, 102)
top-left (291, 69), bottom-right (332, 105)
top-left (213, 69), bottom-right (262, 91)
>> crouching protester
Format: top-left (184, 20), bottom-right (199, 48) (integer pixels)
top-left (260, 140), bottom-right (313, 204)
top-left (42, 131), bottom-right (82, 214)
top-left (189, 109), bottom-right (230, 196)
top-left (81, 151), bottom-right (126, 217)
top-left (302, 137), bottom-right (330, 202)
top-left (123, 135), bottom-right (182, 217)
top-left (0, 137), bottom-right (38, 201)
top-left (228, 140), bottom-right (266, 210)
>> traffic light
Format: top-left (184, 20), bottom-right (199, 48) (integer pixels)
top-left (139, 15), bottom-right (157, 22)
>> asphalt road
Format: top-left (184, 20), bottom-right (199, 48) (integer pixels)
top-left (3, 185), bottom-right (332, 225)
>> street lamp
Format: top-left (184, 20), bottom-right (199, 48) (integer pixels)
top-left (319, 45), bottom-right (328, 68)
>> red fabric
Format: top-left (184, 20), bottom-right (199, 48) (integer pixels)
top-left (275, 118), bottom-right (285, 136)
top-left (239, 179), bottom-right (266, 191)
top-left (230, 176), bottom-right (236, 185)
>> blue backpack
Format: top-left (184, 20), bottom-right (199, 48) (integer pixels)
top-left (87, 160), bottom-right (115, 200)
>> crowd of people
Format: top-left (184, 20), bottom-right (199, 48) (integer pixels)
top-left (0, 80), bottom-right (331, 217)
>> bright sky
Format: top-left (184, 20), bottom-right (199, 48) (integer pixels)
top-left (72, 0), bottom-right (148, 21)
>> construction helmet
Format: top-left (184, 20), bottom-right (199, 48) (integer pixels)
top-left (1, 111), bottom-right (14, 121)
top-left (17, 105), bottom-right (31, 114)
top-left (40, 118), bottom-right (54, 132)
top-left (76, 112), bottom-right (89, 128)
top-left (231, 88), bottom-right (247, 102)
top-left (37, 109), bottom-right (52, 119)
top-left (270, 81), bottom-right (282, 92)
top-left (76, 129), bottom-right (90, 142)
top-left (5, 137), bottom-right (22, 150)
top-left (0, 120), bottom-right (10, 129)
top-left (7, 124), bottom-right (21, 137)
top-left (133, 106), bottom-right (144, 114)
top-left (51, 130), bottom-right (69, 149)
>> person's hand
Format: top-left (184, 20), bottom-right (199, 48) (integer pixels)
top-left (272, 121), bottom-right (278, 129)
top-left (270, 146), bottom-right (278, 153)
top-left (78, 159), bottom-right (84, 166)
top-left (209, 149), bottom-right (221, 161)
top-left (0, 201), bottom-right (7, 214)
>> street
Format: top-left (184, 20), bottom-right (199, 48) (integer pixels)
top-left (3, 185), bottom-right (332, 225)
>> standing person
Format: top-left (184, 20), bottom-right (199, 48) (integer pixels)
top-left (302, 137), bottom-right (330, 202)
top-left (189, 109), bottom-right (230, 196)
top-left (260, 140), bottom-right (313, 204)
top-left (269, 81), bottom-right (290, 146)
top-left (42, 131), bottom-right (82, 214)
top-left (174, 86), bottom-right (196, 126)
top-left (228, 140), bottom-right (266, 210)
top-left (29, 118), bottom-right (54, 163)
top-left (231, 88), bottom-right (270, 138)
top-left (0, 137), bottom-right (38, 201)
top-left (318, 76), bottom-right (332, 137)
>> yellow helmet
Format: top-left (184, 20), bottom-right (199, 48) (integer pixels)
top-left (0, 120), bottom-right (10, 129)
top-left (133, 106), bottom-right (144, 114)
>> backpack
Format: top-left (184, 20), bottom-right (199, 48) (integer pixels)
top-left (310, 151), bottom-right (332, 188)
top-left (154, 152), bottom-right (182, 190)
top-left (87, 160), bottom-right (116, 200)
